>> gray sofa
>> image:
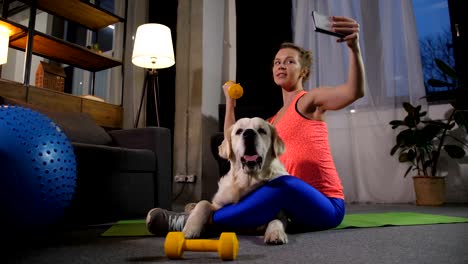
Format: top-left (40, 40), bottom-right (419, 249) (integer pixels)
top-left (0, 96), bottom-right (172, 225)
top-left (64, 124), bottom-right (173, 225)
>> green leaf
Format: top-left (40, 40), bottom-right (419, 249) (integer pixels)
top-left (404, 115), bottom-right (419, 128)
top-left (390, 144), bottom-right (400, 156)
top-left (389, 120), bottom-right (406, 129)
top-left (444, 145), bottom-right (466, 159)
top-left (402, 102), bottom-right (415, 114)
top-left (399, 152), bottom-right (411, 162)
top-left (397, 129), bottom-right (415, 147)
top-left (422, 120), bottom-right (452, 129)
top-left (428, 78), bottom-right (455, 88)
top-left (399, 150), bottom-right (416, 163)
top-left (435, 58), bottom-right (458, 79)
top-left (416, 105), bottom-right (422, 113)
top-left (404, 165), bottom-right (413, 178)
top-left (419, 124), bottom-right (443, 143)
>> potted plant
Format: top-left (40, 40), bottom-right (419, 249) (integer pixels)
top-left (389, 59), bottom-right (468, 205)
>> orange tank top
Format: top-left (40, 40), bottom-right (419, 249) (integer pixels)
top-left (270, 91), bottom-right (344, 199)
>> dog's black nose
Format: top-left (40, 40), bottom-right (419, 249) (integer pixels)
top-left (243, 129), bottom-right (256, 140)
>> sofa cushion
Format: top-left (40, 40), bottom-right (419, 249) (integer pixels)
top-left (72, 142), bottom-right (156, 171)
top-left (47, 112), bottom-right (112, 145)
top-left (0, 96), bottom-right (112, 145)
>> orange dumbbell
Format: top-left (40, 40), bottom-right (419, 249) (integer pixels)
top-left (164, 232), bottom-right (239, 261)
top-left (224, 80), bottom-right (244, 99)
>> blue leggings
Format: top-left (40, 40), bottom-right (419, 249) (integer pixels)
top-left (212, 175), bottom-right (345, 232)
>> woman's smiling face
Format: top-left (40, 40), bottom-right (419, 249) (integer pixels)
top-left (272, 48), bottom-right (304, 91)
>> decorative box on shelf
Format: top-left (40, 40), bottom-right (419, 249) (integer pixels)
top-left (35, 61), bottom-right (66, 92)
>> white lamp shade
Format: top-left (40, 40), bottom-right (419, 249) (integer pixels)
top-left (0, 25), bottom-right (10, 65)
top-left (132, 23), bottom-right (175, 69)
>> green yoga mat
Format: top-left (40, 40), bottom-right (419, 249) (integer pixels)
top-left (102, 219), bottom-right (153, 237)
top-left (334, 212), bottom-right (468, 229)
top-left (101, 212), bottom-right (468, 237)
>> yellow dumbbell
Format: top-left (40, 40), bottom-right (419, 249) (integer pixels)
top-left (224, 80), bottom-right (244, 99)
top-left (164, 232), bottom-right (239, 261)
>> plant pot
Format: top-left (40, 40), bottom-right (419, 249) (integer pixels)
top-left (413, 176), bottom-right (445, 206)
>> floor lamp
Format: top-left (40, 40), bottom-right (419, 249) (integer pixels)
top-left (132, 23), bottom-right (175, 128)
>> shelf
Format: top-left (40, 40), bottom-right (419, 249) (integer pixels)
top-left (9, 29), bottom-right (122, 72)
top-left (0, 16), bottom-right (122, 72)
top-left (0, 18), bottom-right (27, 40)
top-left (0, 1), bottom-right (125, 128)
top-left (18, 0), bottom-right (124, 30)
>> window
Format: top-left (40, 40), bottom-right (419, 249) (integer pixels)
top-left (53, 0), bottom-right (116, 96)
top-left (412, 0), bottom-right (468, 103)
top-left (412, 0), bottom-right (454, 103)
top-left (92, 0), bottom-right (115, 53)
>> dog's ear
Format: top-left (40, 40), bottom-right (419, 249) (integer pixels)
top-left (219, 126), bottom-right (234, 160)
top-left (270, 124), bottom-right (285, 157)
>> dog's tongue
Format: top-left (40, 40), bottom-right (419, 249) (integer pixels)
top-left (243, 154), bottom-right (259, 162)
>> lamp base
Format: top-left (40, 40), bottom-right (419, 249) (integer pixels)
top-left (135, 69), bottom-right (160, 128)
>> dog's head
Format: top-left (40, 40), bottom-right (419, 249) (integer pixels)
top-left (219, 117), bottom-right (285, 175)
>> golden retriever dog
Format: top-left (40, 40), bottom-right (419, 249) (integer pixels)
top-left (183, 117), bottom-right (289, 245)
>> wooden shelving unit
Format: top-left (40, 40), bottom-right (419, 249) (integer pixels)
top-left (8, 28), bottom-right (122, 72)
top-left (19, 0), bottom-right (124, 31)
top-left (0, 79), bottom-right (122, 128)
top-left (0, 0), bottom-right (127, 128)
top-left (1, 1), bottom-right (124, 71)
top-left (0, 18), bottom-right (26, 39)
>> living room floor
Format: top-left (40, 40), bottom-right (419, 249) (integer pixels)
top-left (6, 203), bottom-right (468, 264)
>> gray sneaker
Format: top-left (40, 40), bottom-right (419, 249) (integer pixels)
top-left (146, 208), bottom-right (189, 236)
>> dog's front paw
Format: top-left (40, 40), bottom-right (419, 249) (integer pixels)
top-left (264, 219), bottom-right (288, 245)
top-left (184, 202), bottom-right (197, 213)
top-left (182, 200), bottom-right (213, 238)
top-left (182, 225), bottom-right (203, 239)
top-left (182, 212), bottom-right (204, 238)
top-left (264, 229), bottom-right (288, 245)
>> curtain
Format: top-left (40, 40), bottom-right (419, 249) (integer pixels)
top-left (222, 0), bottom-right (237, 84)
top-left (292, 0), bottom-right (426, 203)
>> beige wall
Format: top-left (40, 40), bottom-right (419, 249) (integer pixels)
top-left (173, 0), bottom-right (203, 206)
top-left (173, 0), bottom-right (235, 207)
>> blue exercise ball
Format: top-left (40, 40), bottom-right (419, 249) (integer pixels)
top-left (0, 105), bottom-right (77, 232)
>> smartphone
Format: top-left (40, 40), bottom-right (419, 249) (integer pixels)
top-left (311, 11), bottom-right (345, 38)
